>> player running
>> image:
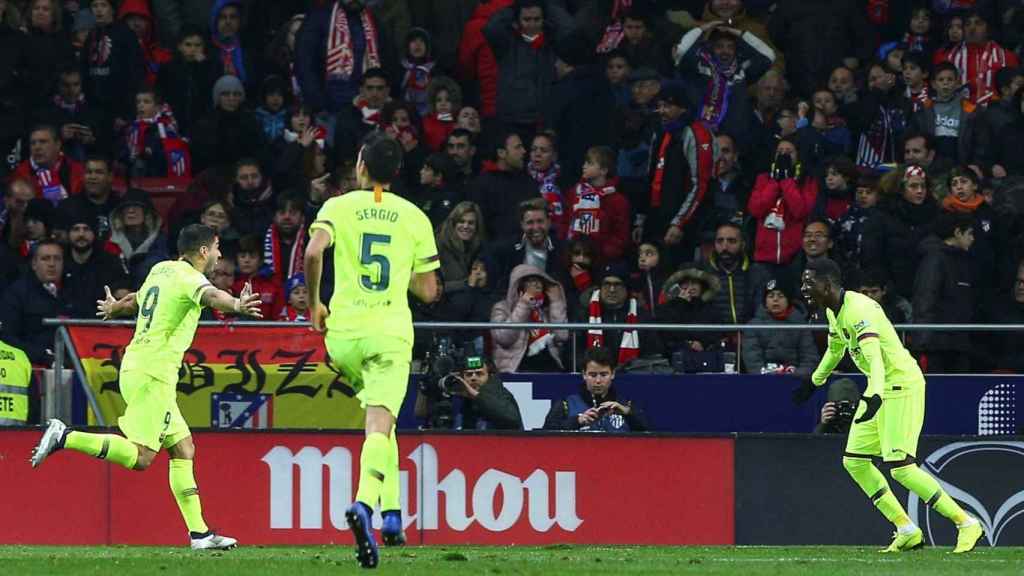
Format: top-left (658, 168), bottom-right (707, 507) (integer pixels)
top-left (30, 224), bottom-right (262, 550)
top-left (796, 258), bottom-right (984, 553)
top-left (304, 132), bottom-right (440, 569)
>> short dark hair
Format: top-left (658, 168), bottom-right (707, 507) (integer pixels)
top-left (237, 234), bottom-right (262, 256)
top-left (903, 131), bottom-right (934, 151)
top-left (806, 257), bottom-right (843, 286)
top-left (177, 224), bottom-right (218, 256)
top-left (423, 152), bottom-right (455, 184)
top-left (483, 128), bottom-right (520, 162)
top-left (31, 239), bottom-right (63, 261)
top-left (933, 61), bottom-right (959, 78)
top-left (29, 124), bottom-right (59, 141)
top-left (447, 128), bottom-right (474, 144)
top-left (947, 165), bottom-right (980, 189)
top-left (586, 146), bottom-right (616, 176)
top-left (858, 268), bottom-right (889, 289)
top-left (359, 131), bottom-right (403, 183)
top-left (361, 67), bottom-right (389, 85)
top-left (83, 154), bottom-right (112, 170)
top-left (933, 212), bottom-right (974, 240)
top-left (235, 157), bottom-right (261, 175)
top-left (515, 0), bottom-right (544, 19)
top-left (177, 25), bottom-right (205, 45)
top-left (804, 218), bottom-right (832, 238)
top-left (275, 190), bottom-right (304, 212)
top-left (583, 346), bottom-right (616, 371)
top-left (902, 51), bottom-right (930, 74)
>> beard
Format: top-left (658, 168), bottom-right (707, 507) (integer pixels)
top-left (717, 250), bottom-right (738, 267)
top-left (203, 258), bottom-right (218, 278)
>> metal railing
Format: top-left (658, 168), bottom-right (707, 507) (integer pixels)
top-left (43, 318), bottom-right (1024, 427)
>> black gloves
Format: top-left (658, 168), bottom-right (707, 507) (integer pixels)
top-left (791, 376), bottom-right (816, 405)
top-left (771, 154), bottom-right (793, 181)
top-left (854, 394), bottom-right (882, 424)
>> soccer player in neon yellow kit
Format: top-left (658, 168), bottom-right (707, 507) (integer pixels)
top-left (304, 133), bottom-right (440, 569)
top-left (30, 224), bottom-right (263, 550)
top-left (797, 258), bottom-right (984, 553)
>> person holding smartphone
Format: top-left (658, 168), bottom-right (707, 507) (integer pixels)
top-left (543, 346), bottom-right (649, 432)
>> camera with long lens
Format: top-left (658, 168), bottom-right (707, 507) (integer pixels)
top-left (419, 336), bottom-right (482, 429)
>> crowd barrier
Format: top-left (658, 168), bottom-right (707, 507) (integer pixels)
top-left (47, 321), bottom-right (1021, 435)
top-left (2, 430), bottom-right (1020, 547)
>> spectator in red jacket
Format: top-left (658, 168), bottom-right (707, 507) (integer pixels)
top-left (12, 125), bottom-right (84, 205)
top-left (747, 139), bottom-right (818, 270)
top-left (456, 0), bottom-right (513, 120)
top-left (119, 0), bottom-right (173, 88)
top-left (232, 233), bottom-right (284, 320)
top-left (422, 76), bottom-right (461, 152)
top-left (566, 146), bottom-right (630, 265)
top-left (933, 10), bottom-right (1019, 106)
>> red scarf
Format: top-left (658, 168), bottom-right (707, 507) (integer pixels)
top-left (127, 105), bottom-right (192, 177)
top-left (568, 178), bottom-right (618, 238)
top-left (279, 305), bottom-right (308, 322)
top-left (946, 41), bottom-right (1016, 105)
top-left (905, 86), bottom-right (932, 112)
top-left (355, 96), bottom-right (382, 126)
top-left (326, 4), bottom-right (381, 81)
top-left (650, 122), bottom-right (715, 227)
top-left (523, 32), bottom-right (545, 51)
top-left (942, 194), bottom-right (984, 213)
top-left (586, 291), bottom-right (639, 365)
top-left (263, 222), bottom-right (307, 281)
top-left (650, 132), bottom-right (673, 208)
top-left (596, 0), bottom-right (632, 53)
top-left (526, 295), bottom-right (553, 356)
top-left (30, 155), bottom-right (70, 205)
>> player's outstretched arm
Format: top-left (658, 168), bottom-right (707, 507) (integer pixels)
top-left (410, 270), bottom-right (441, 304)
top-left (304, 228), bottom-right (331, 332)
top-left (200, 283), bottom-right (263, 318)
top-left (96, 286), bottom-right (138, 320)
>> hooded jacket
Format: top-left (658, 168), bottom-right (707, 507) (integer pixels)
top-left (490, 264), bottom-right (569, 373)
top-left (118, 0), bottom-right (173, 87)
top-left (658, 268), bottom-right (723, 351)
top-left (209, 0), bottom-right (255, 86)
top-left (109, 189), bottom-right (168, 287)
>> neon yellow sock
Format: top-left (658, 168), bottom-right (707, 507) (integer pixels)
top-left (355, 433), bottom-right (390, 508)
top-left (169, 459), bottom-right (209, 534)
top-left (64, 431), bottom-right (138, 470)
top-left (380, 431), bottom-right (401, 512)
top-left (891, 464), bottom-right (968, 525)
top-left (843, 457), bottom-right (912, 527)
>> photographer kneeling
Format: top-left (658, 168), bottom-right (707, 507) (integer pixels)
top-left (415, 354), bottom-right (524, 430)
top-left (813, 377), bottom-right (860, 434)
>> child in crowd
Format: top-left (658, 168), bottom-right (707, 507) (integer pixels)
top-left (124, 88), bottom-right (192, 178)
top-left (902, 51), bottom-right (932, 111)
top-left (836, 173), bottom-right (880, 268)
top-left (255, 75), bottom-right (290, 142)
top-left (816, 156), bottom-right (856, 222)
top-left (910, 61), bottom-right (983, 166)
top-left (634, 240), bottom-right (670, 318)
top-left (605, 49), bottom-right (633, 107)
top-left (422, 76), bottom-right (462, 152)
top-left (903, 7), bottom-right (936, 55)
top-left (156, 26), bottom-right (218, 136)
top-left (566, 146), bottom-right (631, 264)
top-left (279, 273), bottom-right (309, 321)
top-left (418, 153), bottom-right (460, 229)
top-left (232, 234), bottom-right (284, 320)
top-left (400, 28), bottom-right (435, 117)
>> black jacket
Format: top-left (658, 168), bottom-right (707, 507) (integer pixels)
top-left (156, 57), bottom-right (218, 138)
top-left (81, 22), bottom-right (145, 120)
top-left (466, 167), bottom-right (541, 242)
top-left (544, 65), bottom-right (615, 186)
top-left (486, 235), bottom-right (564, 294)
top-left (453, 375), bottom-right (523, 430)
top-left (63, 248), bottom-right (131, 319)
top-left (912, 239), bottom-right (975, 352)
top-left (861, 196), bottom-right (940, 299)
top-left (190, 108), bottom-right (268, 174)
top-left (543, 385), bottom-right (649, 432)
top-left (0, 273), bottom-right (73, 363)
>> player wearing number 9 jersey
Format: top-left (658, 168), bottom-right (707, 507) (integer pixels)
top-left (29, 224), bottom-right (263, 551)
top-left (305, 132), bottom-right (440, 568)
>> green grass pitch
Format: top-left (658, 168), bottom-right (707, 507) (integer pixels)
top-left (2, 545), bottom-right (1022, 575)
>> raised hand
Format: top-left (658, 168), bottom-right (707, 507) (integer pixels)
top-left (96, 285), bottom-right (117, 320)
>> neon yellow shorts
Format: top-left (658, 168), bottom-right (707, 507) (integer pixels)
top-left (117, 369), bottom-right (190, 452)
top-left (325, 335), bottom-right (411, 417)
top-left (845, 388), bottom-right (925, 462)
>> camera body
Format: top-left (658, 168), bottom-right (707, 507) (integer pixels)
top-left (419, 336), bottom-right (484, 429)
top-left (834, 399), bottom-right (855, 423)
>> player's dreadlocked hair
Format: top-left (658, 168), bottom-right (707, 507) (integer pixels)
top-left (806, 257), bottom-right (843, 288)
top-left (178, 223), bottom-right (218, 256)
top-left (359, 131), bottom-right (403, 184)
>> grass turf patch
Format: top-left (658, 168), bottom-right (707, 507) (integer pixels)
top-left (1, 545), bottom-right (1021, 575)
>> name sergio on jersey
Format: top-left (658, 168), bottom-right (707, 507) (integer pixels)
top-left (356, 207), bottom-right (400, 223)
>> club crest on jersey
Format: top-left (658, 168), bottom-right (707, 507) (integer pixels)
top-left (853, 319), bottom-right (869, 332)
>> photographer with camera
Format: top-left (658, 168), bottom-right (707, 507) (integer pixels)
top-left (544, 346), bottom-right (649, 433)
top-left (415, 350), bottom-right (523, 431)
top-left (813, 377), bottom-right (860, 434)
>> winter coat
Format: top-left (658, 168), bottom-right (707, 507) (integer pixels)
top-left (0, 272), bottom-right (73, 363)
top-left (151, 0), bottom-right (214, 49)
top-left (544, 65), bottom-right (616, 186)
top-left (574, 286), bottom-right (662, 362)
top-left (564, 180), bottom-right (631, 264)
top-left (742, 304), bottom-right (818, 376)
top-left (658, 268), bottom-right (723, 352)
top-left (449, 374), bottom-right (524, 430)
top-left (22, 28), bottom-right (74, 113)
top-left (456, 0), bottom-right (513, 119)
top-left (748, 173), bottom-right (819, 265)
top-left (465, 163), bottom-right (541, 241)
top-left (295, 3), bottom-right (398, 114)
top-left (81, 20), bottom-right (146, 120)
top-left (769, 0), bottom-right (873, 98)
top-left (156, 57), bottom-right (218, 138)
top-left (482, 3), bottom-right (575, 125)
top-left (994, 118), bottom-right (1024, 177)
top-left (109, 189), bottom-right (170, 288)
top-left (190, 108), bottom-right (267, 174)
top-left (543, 384), bottom-right (649, 432)
top-left (119, 0), bottom-right (174, 86)
top-left (490, 264), bottom-right (569, 373)
top-left (208, 0), bottom-right (258, 88)
top-left (912, 239), bottom-right (975, 352)
top-left (861, 196), bottom-right (940, 299)
top-left (700, 254), bottom-right (756, 325)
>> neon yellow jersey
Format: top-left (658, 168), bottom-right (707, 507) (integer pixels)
top-left (812, 290), bottom-right (923, 396)
top-left (121, 260), bottom-right (214, 382)
top-left (310, 189), bottom-right (439, 344)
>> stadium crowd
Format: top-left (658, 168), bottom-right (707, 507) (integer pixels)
top-left (1, 0), bottom-right (1023, 375)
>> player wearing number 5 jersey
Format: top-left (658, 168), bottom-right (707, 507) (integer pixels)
top-left (29, 224), bottom-right (263, 551)
top-left (797, 258), bottom-right (984, 554)
top-left (305, 132), bottom-right (440, 569)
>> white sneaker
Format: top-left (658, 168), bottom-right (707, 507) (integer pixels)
top-left (31, 419), bottom-right (66, 468)
top-left (190, 533), bottom-right (238, 550)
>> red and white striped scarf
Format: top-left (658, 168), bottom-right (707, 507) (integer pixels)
top-left (31, 155), bottom-right (69, 205)
top-left (326, 4), bottom-right (381, 81)
top-left (568, 179), bottom-right (618, 238)
top-left (596, 0), bottom-right (632, 53)
top-left (526, 296), bottom-right (554, 356)
top-left (263, 221), bottom-right (307, 281)
top-left (905, 85), bottom-right (932, 112)
top-left (586, 291), bottom-right (639, 365)
top-left (946, 41), bottom-right (1012, 105)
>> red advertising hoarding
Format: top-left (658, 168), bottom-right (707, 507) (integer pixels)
top-left (0, 431), bottom-right (733, 546)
